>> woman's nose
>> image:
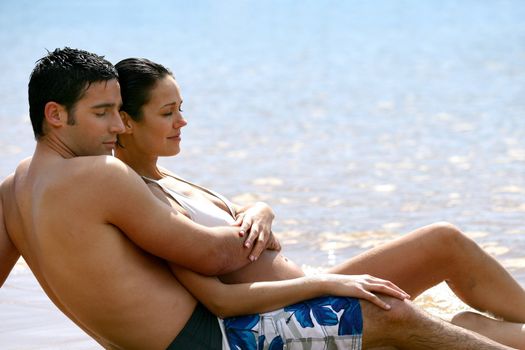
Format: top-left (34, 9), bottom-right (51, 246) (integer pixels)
top-left (174, 114), bottom-right (187, 128)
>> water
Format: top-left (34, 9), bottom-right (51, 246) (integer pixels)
top-left (1, 0), bottom-right (524, 348)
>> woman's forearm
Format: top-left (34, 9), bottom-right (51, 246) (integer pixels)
top-left (173, 266), bottom-right (326, 318)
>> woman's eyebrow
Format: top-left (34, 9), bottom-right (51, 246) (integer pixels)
top-left (160, 102), bottom-right (179, 108)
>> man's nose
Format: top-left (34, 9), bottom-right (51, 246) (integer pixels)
top-left (110, 110), bottom-right (125, 134)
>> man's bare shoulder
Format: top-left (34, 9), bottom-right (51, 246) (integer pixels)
top-left (1, 167), bottom-right (18, 199)
top-left (64, 155), bottom-right (139, 186)
top-left (0, 173), bottom-right (14, 191)
top-left (38, 156), bottom-right (153, 224)
top-left (68, 154), bottom-right (127, 172)
top-left (8, 156), bottom-right (32, 181)
top-left (62, 156), bottom-right (155, 205)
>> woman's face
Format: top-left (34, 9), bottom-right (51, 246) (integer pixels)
top-left (131, 75), bottom-right (187, 157)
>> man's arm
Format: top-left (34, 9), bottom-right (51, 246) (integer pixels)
top-left (171, 266), bottom-right (409, 318)
top-left (0, 180), bottom-right (20, 287)
top-left (91, 157), bottom-right (257, 276)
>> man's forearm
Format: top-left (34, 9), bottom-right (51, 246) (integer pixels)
top-left (197, 226), bottom-right (254, 276)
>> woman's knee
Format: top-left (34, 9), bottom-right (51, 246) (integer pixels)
top-left (429, 221), bottom-right (462, 240)
top-left (426, 221), bottom-right (473, 256)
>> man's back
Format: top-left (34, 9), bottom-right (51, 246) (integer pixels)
top-left (1, 153), bottom-right (196, 349)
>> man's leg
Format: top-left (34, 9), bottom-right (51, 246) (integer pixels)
top-left (362, 296), bottom-right (515, 349)
top-left (328, 222), bottom-right (525, 322)
top-left (451, 311), bottom-right (525, 349)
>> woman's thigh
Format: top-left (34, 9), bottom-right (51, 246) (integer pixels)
top-left (327, 222), bottom-right (460, 297)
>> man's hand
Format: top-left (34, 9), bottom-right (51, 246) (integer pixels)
top-left (233, 202), bottom-right (278, 261)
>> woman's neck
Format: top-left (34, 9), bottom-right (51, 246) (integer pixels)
top-left (114, 148), bottom-right (163, 180)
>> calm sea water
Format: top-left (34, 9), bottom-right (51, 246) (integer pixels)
top-left (1, 0), bottom-right (524, 348)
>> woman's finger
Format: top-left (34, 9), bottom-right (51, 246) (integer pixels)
top-left (364, 276), bottom-right (410, 299)
top-left (248, 228), bottom-right (266, 261)
top-left (359, 290), bottom-right (391, 310)
top-left (239, 216), bottom-right (252, 238)
top-left (243, 221), bottom-right (258, 248)
top-left (367, 283), bottom-right (409, 300)
top-left (233, 216), bottom-right (243, 226)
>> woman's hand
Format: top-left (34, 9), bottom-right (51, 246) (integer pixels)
top-left (233, 202), bottom-right (279, 260)
top-left (319, 274), bottom-right (411, 310)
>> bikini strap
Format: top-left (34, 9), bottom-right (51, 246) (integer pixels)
top-left (160, 172), bottom-right (237, 218)
top-left (141, 176), bottom-right (174, 200)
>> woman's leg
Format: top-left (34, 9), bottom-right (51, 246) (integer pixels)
top-left (327, 222), bottom-right (525, 322)
top-left (451, 311), bottom-right (525, 349)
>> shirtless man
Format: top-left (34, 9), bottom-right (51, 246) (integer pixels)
top-left (0, 47), bottom-right (513, 349)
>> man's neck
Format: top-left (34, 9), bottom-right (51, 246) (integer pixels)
top-left (36, 135), bottom-right (76, 159)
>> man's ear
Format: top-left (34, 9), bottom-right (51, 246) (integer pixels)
top-left (119, 111), bottom-right (134, 134)
top-left (43, 102), bottom-right (66, 128)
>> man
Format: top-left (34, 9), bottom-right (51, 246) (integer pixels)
top-left (0, 47), bottom-right (513, 349)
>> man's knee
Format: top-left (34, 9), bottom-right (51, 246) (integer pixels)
top-left (368, 296), bottom-right (416, 325)
top-left (361, 296), bottom-right (420, 347)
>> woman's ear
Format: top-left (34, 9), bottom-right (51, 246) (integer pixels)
top-left (119, 111), bottom-right (134, 134)
top-left (44, 102), bottom-right (66, 128)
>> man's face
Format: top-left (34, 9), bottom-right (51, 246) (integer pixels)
top-left (65, 79), bottom-right (124, 156)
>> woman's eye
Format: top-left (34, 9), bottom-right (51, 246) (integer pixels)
top-left (162, 112), bottom-right (173, 116)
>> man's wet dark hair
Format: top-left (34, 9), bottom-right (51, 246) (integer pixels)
top-left (28, 47), bottom-right (118, 139)
top-left (115, 58), bottom-right (172, 122)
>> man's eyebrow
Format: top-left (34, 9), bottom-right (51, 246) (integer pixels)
top-left (90, 102), bottom-right (119, 109)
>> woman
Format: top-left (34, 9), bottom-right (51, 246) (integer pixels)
top-left (114, 58), bottom-right (525, 349)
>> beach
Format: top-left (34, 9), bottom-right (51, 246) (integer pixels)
top-left (1, 0), bottom-right (524, 348)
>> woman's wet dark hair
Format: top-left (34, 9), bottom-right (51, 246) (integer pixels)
top-left (115, 58), bottom-right (173, 122)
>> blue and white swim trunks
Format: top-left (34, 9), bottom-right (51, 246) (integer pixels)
top-left (220, 296), bottom-right (363, 350)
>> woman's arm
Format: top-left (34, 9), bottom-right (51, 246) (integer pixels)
top-left (171, 265), bottom-right (409, 318)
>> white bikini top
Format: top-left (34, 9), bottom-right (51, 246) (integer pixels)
top-left (142, 173), bottom-right (236, 227)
